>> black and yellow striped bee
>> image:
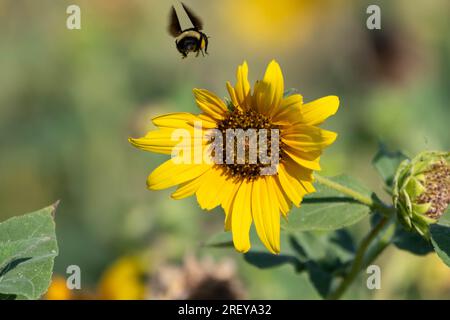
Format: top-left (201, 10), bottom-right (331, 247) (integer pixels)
top-left (168, 3), bottom-right (209, 58)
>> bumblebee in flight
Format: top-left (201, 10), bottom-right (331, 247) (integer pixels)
top-left (168, 3), bottom-right (209, 58)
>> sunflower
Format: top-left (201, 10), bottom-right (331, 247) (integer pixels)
top-left (129, 60), bottom-right (339, 254)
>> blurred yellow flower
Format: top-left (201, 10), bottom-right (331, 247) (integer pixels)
top-left (419, 254), bottom-right (450, 296)
top-left (130, 60), bottom-right (339, 254)
top-left (221, 0), bottom-right (330, 50)
top-left (98, 255), bottom-right (147, 300)
top-left (45, 276), bottom-right (72, 300)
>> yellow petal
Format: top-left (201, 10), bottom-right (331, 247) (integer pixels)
top-left (300, 96), bottom-right (339, 126)
top-left (300, 179), bottom-right (315, 195)
top-left (284, 158), bottom-right (315, 183)
top-left (196, 168), bottom-right (228, 210)
top-left (252, 177), bottom-right (280, 254)
top-left (129, 124), bottom-right (208, 156)
top-left (147, 158), bottom-right (211, 190)
top-left (265, 177), bottom-right (281, 252)
top-left (193, 89), bottom-right (228, 120)
top-left (271, 94), bottom-right (303, 125)
top-left (282, 126), bottom-right (337, 152)
top-left (284, 147), bottom-right (322, 171)
top-left (277, 162), bottom-right (315, 206)
top-left (284, 159), bottom-right (316, 194)
top-left (186, 114), bottom-right (218, 129)
top-left (128, 128), bottom-right (186, 155)
top-left (171, 174), bottom-right (206, 199)
top-left (254, 60), bottom-right (284, 116)
top-left (272, 176), bottom-right (292, 217)
top-left (129, 140), bottom-right (171, 154)
top-left (231, 179), bottom-right (253, 253)
top-left (222, 179), bottom-right (242, 231)
top-left (152, 112), bottom-right (198, 128)
top-left (235, 61), bottom-right (251, 109)
top-left (277, 164), bottom-right (301, 207)
top-left (226, 81), bottom-right (239, 108)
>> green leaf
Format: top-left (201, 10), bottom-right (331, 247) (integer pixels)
top-left (369, 212), bottom-right (432, 256)
top-left (290, 230), bottom-right (355, 273)
top-left (243, 232), bottom-right (304, 271)
top-left (372, 146), bottom-right (407, 188)
top-left (282, 175), bottom-right (371, 232)
top-left (243, 250), bottom-right (303, 271)
top-left (244, 239), bottom-right (305, 272)
top-left (0, 203), bottom-right (59, 300)
top-left (305, 261), bottom-right (334, 298)
top-left (437, 208), bottom-right (450, 228)
top-left (202, 231), bottom-right (234, 249)
top-left (204, 230), bottom-right (303, 271)
top-left (428, 208), bottom-right (450, 266)
top-left (289, 230), bottom-right (355, 298)
top-left (430, 219), bottom-right (450, 267)
top-left (205, 227), bottom-right (357, 298)
top-left (393, 226), bottom-right (433, 256)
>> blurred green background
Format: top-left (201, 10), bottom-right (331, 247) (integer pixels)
top-left (0, 0), bottom-right (449, 299)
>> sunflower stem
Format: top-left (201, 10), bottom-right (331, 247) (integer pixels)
top-left (326, 216), bottom-right (389, 300)
top-left (314, 174), bottom-right (374, 206)
top-left (314, 174), bottom-right (395, 216)
top-left (314, 174), bottom-right (396, 299)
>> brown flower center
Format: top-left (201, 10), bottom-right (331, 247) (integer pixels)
top-left (417, 160), bottom-right (450, 219)
top-left (212, 108), bottom-right (284, 181)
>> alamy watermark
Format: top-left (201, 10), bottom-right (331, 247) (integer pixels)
top-left (366, 5), bottom-right (381, 30)
top-left (170, 121), bottom-right (279, 176)
top-left (66, 5), bottom-right (81, 30)
top-left (66, 5), bottom-right (380, 31)
top-left (66, 265), bottom-right (81, 290)
top-left (366, 264), bottom-right (381, 290)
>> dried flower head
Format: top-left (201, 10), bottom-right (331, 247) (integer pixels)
top-left (393, 151), bottom-right (450, 237)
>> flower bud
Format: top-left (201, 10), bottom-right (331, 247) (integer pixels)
top-left (393, 151), bottom-right (450, 238)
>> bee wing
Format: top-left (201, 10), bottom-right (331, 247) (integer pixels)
top-left (181, 2), bottom-right (204, 30)
top-left (168, 6), bottom-right (182, 37)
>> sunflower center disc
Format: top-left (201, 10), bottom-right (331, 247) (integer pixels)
top-left (418, 160), bottom-right (450, 219)
top-left (214, 108), bottom-right (283, 181)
